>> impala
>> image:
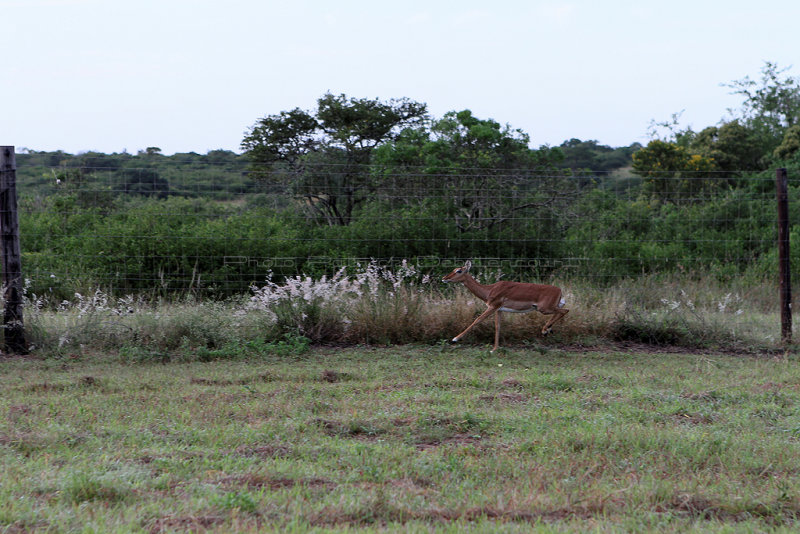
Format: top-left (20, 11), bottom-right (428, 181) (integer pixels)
top-left (442, 261), bottom-right (568, 352)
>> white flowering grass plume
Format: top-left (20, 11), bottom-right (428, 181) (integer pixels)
top-left (247, 261), bottom-right (436, 342)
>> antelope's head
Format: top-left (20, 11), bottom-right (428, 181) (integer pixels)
top-left (442, 261), bottom-right (472, 283)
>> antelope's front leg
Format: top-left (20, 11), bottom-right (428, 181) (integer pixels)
top-left (452, 306), bottom-right (497, 343)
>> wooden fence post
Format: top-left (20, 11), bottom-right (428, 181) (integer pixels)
top-left (0, 146), bottom-right (26, 354)
top-left (776, 167), bottom-right (792, 345)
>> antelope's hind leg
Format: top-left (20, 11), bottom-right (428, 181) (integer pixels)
top-left (492, 310), bottom-right (503, 352)
top-left (541, 308), bottom-right (569, 336)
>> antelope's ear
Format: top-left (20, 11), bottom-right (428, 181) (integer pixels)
top-left (464, 260), bottom-right (472, 272)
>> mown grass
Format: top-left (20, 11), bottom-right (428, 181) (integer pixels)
top-left (2, 345), bottom-right (800, 532)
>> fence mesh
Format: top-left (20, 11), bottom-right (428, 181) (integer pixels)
top-left (14, 158), bottom-right (788, 297)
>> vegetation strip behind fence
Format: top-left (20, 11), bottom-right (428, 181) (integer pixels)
top-left (8, 147), bottom-right (800, 345)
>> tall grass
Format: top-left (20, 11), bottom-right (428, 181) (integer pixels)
top-left (20, 262), bottom-right (787, 358)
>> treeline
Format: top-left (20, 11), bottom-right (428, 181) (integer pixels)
top-left (15, 138), bottom-right (638, 201)
top-left (14, 62), bottom-right (800, 299)
top-left (16, 148), bottom-right (252, 201)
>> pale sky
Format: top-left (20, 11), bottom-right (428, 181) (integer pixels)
top-left (3, 0), bottom-right (799, 155)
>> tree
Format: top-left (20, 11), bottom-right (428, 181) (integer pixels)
top-left (241, 108), bottom-right (319, 170)
top-left (374, 110), bottom-right (572, 233)
top-left (425, 110), bottom-right (535, 169)
top-left (241, 93), bottom-right (427, 226)
top-left (687, 120), bottom-right (764, 172)
top-left (724, 62), bottom-right (800, 154)
top-left (558, 139), bottom-right (641, 172)
top-left (116, 168), bottom-right (169, 198)
top-left (774, 124), bottom-right (800, 161)
top-left (632, 140), bottom-right (718, 202)
top-left (316, 93), bottom-right (427, 164)
top-left (558, 138), bottom-right (601, 170)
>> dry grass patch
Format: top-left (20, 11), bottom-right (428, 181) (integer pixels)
top-left (23, 265), bottom-right (788, 357)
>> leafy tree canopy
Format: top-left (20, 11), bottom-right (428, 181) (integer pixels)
top-left (640, 62), bottom-right (800, 177)
top-left (684, 120), bottom-right (764, 172)
top-left (241, 93), bottom-right (428, 226)
top-left (557, 139), bottom-right (641, 172)
top-left (724, 61), bottom-right (800, 139)
top-left (374, 109), bottom-right (572, 233)
top-left (241, 93), bottom-right (428, 170)
top-left (774, 123), bottom-right (800, 161)
top-left (632, 139), bottom-right (719, 201)
top-left (424, 110), bottom-right (547, 171)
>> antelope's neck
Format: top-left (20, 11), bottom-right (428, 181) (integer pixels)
top-left (461, 274), bottom-right (490, 302)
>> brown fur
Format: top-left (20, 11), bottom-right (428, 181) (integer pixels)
top-left (442, 261), bottom-right (569, 352)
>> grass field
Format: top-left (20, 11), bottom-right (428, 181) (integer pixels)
top-left (2, 344), bottom-right (800, 532)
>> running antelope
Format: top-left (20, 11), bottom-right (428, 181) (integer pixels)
top-left (442, 261), bottom-right (568, 352)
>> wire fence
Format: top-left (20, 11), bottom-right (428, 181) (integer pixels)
top-left (14, 158), bottom-right (791, 297)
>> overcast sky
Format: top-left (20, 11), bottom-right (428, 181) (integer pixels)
top-left (3, 0), bottom-right (799, 155)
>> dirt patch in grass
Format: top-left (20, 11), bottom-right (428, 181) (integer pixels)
top-left (314, 418), bottom-right (386, 439)
top-left (745, 465), bottom-right (800, 479)
top-left (555, 340), bottom-right (783, 358)
top-left (0, 431), bottom-right (55, 455)
top-left (670, 412), bottom-right (715, 425)
top-left (307, 504), bottom-right (598, 528)
top-left (755, 381), bottom-right (800, 392)
top-left (501, 377), bottom-right (524, 388)
top-left (321, 369), bottom-right (345, 382)
top-left (307, 495), bottom-right (800, 528)
top-left (20, 382), bottom-right (69, 393)
top-left (679, 390), bottom-right (720, 401)
top-left (414, 433), bottom-right (482, 451)
top-left (190, 377), bottom-right (220, 386)
top-left (7, 404), bottom-right (34, 421)
top-left (218, 474), bottom-right (334, 490)
top-left (391, 416), bottom-right (417, 427)
top-left (665, 493), bottom-right (722, 519)
top-left (388, 476), bottom-right (435, 490)
top-left (147, 514), bottom-right (225, 534)
top-left (2, 520), bottom-right (51, 534)
top-left (189, 373), bottom-right (275, 386)
top-left (79, 375), bottom-right (101, 387)
top-left (312, 415), bottom-right (487, 448)
top-left (661, 492), bottom-right (800, 524)
top-left (444, 506), bottom-right (597, 522)
top-left (235, 444), bottom-right (293, 459)
top-left (479, 392), bottom-right (528, 404)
